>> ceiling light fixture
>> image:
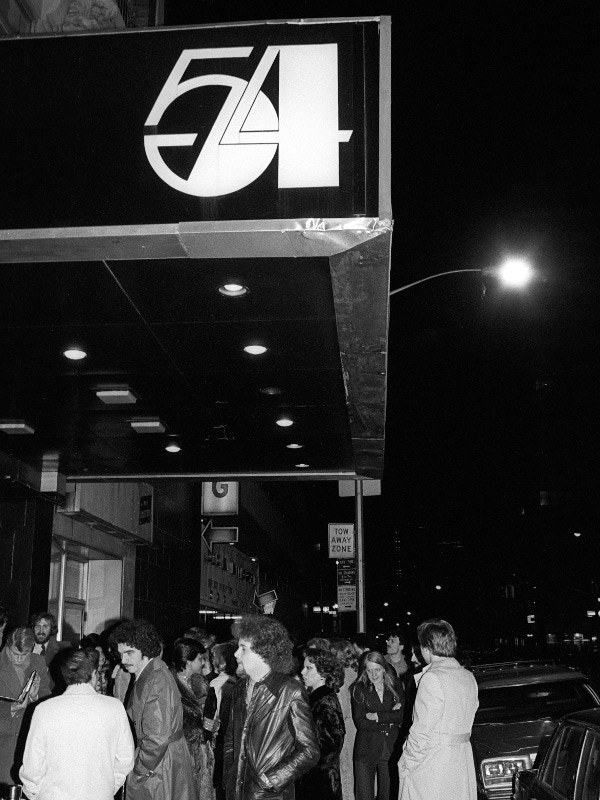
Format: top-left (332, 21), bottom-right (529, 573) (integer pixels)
top-left (0, 420), bottom-right (35, 435)
top-left (244, 344), bottom-right (267, 355)
top-left (96, 386), bottom-right (137, 405)
top-left (286, 443), bottom-right (303, 449)
top-left (260, 387), bottom-right (282, 396)
top-left (276, 417), bottom-right (293, 427)
top-left (218, 282), bottom-right (249, 297)
top-left (129, 418), bottom-right (166, 433)
top-left (165, 442), bottom-right (181, 453)
top-left (295, 463), bottom-right (309, 468)
top-left (62, 347), bottom-right (87, 360)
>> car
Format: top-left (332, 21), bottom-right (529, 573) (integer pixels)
top-left (513, 708), bottom-right (600, 799)
top-left (470, 660), bottom-right (600, 800)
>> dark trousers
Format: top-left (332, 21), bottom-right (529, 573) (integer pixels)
top-left (354, 758), bottom-right (393, 800)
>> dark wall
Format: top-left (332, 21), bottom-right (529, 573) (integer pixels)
top-left (133, 481), bottom-right (202, 646)
top-left (0, 496), bottom-right (54, 629)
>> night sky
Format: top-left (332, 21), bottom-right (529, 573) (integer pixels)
top-left (167, 1), bottom-right (600, 645)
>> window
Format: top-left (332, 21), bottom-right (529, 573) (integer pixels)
top-left (541, 724), bottom-right (585, 799)
top-left (476, 680), bottom-right (599, 724)
top-left (581, 733), bottom-right (600, 800)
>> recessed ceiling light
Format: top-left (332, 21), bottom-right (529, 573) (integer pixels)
top-left (0, 420), bottom-right (35, 435)
top-left (244, 345), bottom-right (267, 355)
top-left (286, 443), bottom-right (303, 449)
top-left (218, 283), bottom-right (249, 297)
top-left (260, 387), bottom-right (282, 395)
top-left (130, 418), bottom-right (165, 433)
top-left (96, 386), bottom-right (137, 405)
top-left (63, 347), bottom-right (87, 360)
top-left (276, 417), bottom-right (293, 427)
top-left (295, 463), bottom-right (309, 468)
top-left (165, 442), bottom-right (181, 453)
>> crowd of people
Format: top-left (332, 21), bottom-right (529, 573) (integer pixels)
top-left (0, 604), bottom-right (479, 800)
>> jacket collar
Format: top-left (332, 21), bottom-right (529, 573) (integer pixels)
top-left (308, 684), bottom-right (334, 705)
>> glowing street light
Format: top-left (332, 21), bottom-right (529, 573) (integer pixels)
top-left (496, 257), bottom-right (534, 288)
top-left (389, 256), bottom-right (534, 296)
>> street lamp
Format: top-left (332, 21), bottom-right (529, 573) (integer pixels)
top-left (355, 256), bottom-right (534, 634)
top-left (389, 257), bottom-right (534, 296)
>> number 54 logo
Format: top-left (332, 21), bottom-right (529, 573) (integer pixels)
top-left (144, 44), bottom-right (352, 198)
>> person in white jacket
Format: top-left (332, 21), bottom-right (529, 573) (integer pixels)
top-left (19, 647), bottom-right (134, 800)
top-left (399, 619), bottom-right (478, 800)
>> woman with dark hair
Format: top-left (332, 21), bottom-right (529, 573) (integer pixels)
top-left (296, 647), bottom-right (345, 800)
top-left (172, 637), bottom-right (215, 800)
top-left (80, 633), bottom-right (111, 694)
top-left (203, 642), bottom-right (238, 800)
top-left (351, 651), bottom-right (404, 800)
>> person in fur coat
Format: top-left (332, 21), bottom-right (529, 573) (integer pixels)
top-left (297, 647), bottom-right (346, 800)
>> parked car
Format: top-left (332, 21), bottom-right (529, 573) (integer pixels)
top-left (513, 708), bottom-right (600, 799)
top-left (470, 661), bottom-right (600, 800)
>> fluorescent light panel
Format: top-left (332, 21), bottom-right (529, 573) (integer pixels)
top-left (96, 388), bottom-right (137, 405)
top-left (130, 419), bottom-right (165, 433)
top-left (0, 420), bottom-right (35, 434)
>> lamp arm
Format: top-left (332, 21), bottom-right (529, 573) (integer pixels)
top-left (389, 268), bottom-right (483, 296)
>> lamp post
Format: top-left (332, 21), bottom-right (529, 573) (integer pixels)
top-left (389, 257), bottom-right (534, 296)
top-left (355, 257), bottom-right (535, 633)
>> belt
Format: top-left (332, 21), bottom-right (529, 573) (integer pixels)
top-left (438, 732), bottom-right (470, 746)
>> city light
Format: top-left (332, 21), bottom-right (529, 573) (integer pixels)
top-left (496, 257), bottom-right (534, 288)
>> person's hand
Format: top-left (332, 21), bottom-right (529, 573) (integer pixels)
top-left (10, 698), bottom-right (28, 715)
top-left (204, 717), bottom-right (215, 731)
top-left (29, 673), bottom-right (41, 699)
top-left (392, 702), bottom-right (402, 710)
top-left (366, 712), bottom-right (378, 721)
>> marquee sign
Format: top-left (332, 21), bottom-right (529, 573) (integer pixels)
top-left (0, 18), bottom-right (385, 230)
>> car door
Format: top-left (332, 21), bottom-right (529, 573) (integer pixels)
top-left (526, 723), bottom-right (586, 799)
top-left (579, 731), bottom-right (600, 800)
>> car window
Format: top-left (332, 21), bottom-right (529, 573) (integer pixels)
top-left (540, 724), bottom-right (585, 799)
top-left (581, 733), bottom-right (600, 800)
top-left (475, 680), bottom-right (599, 724)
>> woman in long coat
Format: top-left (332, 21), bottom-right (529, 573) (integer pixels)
top-left (329, 639), bottom-right (358, 800)
top-left (172, 637), bottom-right (216, 800)
top-left (297, 646), bottom-right (345, 800)
top-left (352, 651), bottom-right (404, 800)
top-left (399, 619), bottom-right (478, 800)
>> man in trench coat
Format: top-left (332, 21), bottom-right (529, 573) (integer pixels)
top-left (111, 619), bottom-right (198, 800)
top-left (399, 619), bottom-right (478, 800)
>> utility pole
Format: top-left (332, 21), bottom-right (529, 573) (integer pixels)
top-left (356, 480), bottom-right (366, 632)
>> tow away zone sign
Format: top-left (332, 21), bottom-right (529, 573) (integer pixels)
top-left (328, 523), bottom-right (355, 558)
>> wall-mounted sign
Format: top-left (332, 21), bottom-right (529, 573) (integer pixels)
top-left (0, 18), bottom-right (384, 229)
top-left (139, 494), bottom-right (152, 526)
top-left (202, 481), bottom-right (239, 515)
top-left (200, 541), bottom-right (258, 613)
top-left (328, 523), bottom-right (355, 558)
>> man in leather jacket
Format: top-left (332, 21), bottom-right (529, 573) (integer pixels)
top-left (224, 616), bottom-right (319, 800)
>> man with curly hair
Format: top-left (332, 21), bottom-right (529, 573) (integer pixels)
top-left (111, 619), bottom-right (198, 800)
top-left (224, 615), bottom-right (319, 800)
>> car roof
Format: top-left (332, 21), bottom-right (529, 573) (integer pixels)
top-left (471, 660), bottom-right (589, 688)
top-left (561, 708), bottom-right (600, 728)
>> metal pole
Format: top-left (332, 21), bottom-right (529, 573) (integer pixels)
top-left (356, 480), bottom-right (366, 632)
top-left (57, 540), bottom-right (67, 640)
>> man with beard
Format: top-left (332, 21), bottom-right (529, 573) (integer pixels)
top-left (29, 612), bottom-right (71, 693)
top-left (111, 619), bottom-right (197, 800)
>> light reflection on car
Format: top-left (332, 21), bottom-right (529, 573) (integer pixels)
top-left (470, 661), bottom-right (600, 800)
